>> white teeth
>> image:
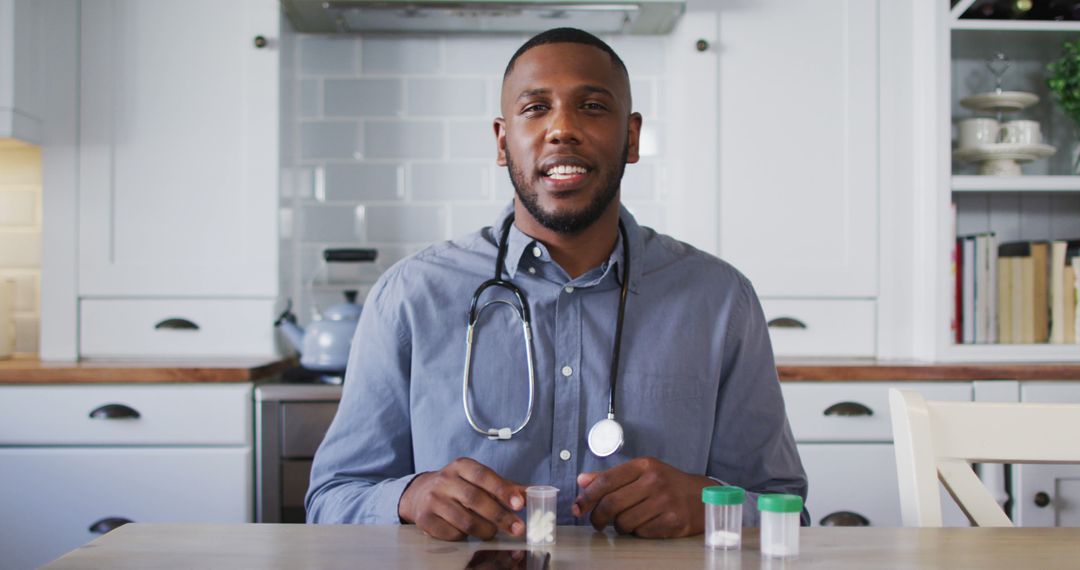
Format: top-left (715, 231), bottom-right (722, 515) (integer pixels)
top-left (545, 164), bottom-right (588, 179)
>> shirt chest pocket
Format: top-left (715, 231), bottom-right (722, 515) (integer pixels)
top-left (615, 373), bottom-right (713, 470)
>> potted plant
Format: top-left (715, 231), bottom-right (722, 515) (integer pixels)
top-left (1046, 38), bottom-right (1080, 173)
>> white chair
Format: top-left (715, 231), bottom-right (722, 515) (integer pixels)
top-left (888, 388), bottom-right (1080, 527)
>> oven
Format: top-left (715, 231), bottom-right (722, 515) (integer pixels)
top-left (255, 384), bottom-right (342, 523)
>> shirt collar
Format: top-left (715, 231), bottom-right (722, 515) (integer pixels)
top-left (489, 202), bottom-right (644, 293)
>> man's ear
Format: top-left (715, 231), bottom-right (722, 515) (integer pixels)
top-left (494, 118), bottom-right (508, 166)
top-left (626, 112), bottom-right (643, 164)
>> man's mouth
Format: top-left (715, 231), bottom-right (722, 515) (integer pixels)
top-left (545, 164), bottom-right (589, 181)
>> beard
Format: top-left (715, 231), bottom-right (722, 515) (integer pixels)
top-left (504, 141), bottom-right (629, 236)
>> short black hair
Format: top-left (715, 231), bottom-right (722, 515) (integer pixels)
top-left (503, 27), bottom-right (629, 82)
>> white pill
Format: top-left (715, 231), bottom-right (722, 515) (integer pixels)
top-left (707, 530), bottom-right (740, 548)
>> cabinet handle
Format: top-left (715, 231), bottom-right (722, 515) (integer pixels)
top-left (823, 402), bottom-right (874, 417)
top-left (323, 248), bottom-right (378, 262)
top-left (253, 35), bottom-right (268, 48)
top-left (819, 511), bottom-right (870, 526)
top-left (88, 403), bottom-right (141, 420)
top-left (767, 317), bottom-right (807, 329)
top-left (1034, 492), bottom-right (1051, 508)
top-left (154, 318), bottom-right (199, 330)
top-left (89, 516), bottom-right (133, 534)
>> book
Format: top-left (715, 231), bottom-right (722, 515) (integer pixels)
top-left (1073, 256), bottom-right (1080, 344)
top-left (1050, 241), bottom-right (1067, 344)
top-left (1031, 241), bottom-right (1049, 343)
top-left (987, 233), bottom-right (998, 344)
top-left (997, 255), bottom-right (1012, 344)
top-left (953, 239), bottom-right (962, 344)
top-left (962, 237), bottom-right (976, 344)
top-left (999, 242), bottom-right (1034, 344)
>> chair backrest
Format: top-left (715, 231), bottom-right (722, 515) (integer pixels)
top-left (888, 388), bottom-right (1080, 527)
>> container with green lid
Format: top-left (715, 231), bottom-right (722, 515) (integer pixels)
top-left (758, 493), bottom-right (802, 559)
top-left (702, 486), bottom-right (743, 550)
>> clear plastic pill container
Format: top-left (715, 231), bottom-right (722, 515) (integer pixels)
top-left (702, 486), bottom-right (744, 550)
top-left (758, 494), bottom-right (803, 559)
top-left (525, 485), bottom-right (558, 546)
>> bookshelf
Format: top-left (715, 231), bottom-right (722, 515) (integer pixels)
top-left (940, 3), bottom-right (1080, 362)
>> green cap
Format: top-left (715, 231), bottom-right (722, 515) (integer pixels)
top-left (702, 486), bottom-right (745, 506)
top-left (757, 494), bottom-right (803, 513)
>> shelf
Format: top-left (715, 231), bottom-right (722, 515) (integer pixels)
top-left (951, 20), bottom-right (1080, 32)
top-left (952, 175), bottom-right (1080, 192)
top-left (941, 343), bottom-right (1080, 363)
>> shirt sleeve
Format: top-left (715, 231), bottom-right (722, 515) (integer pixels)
top-left (305, 267), bottom-right (419, 524)
top-left (707, 273), bottom-right (809, 527)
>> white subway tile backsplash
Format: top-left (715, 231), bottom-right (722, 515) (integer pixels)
top-left (299, 79), bottom-right (320, 117)
top-left (301, 122), bottom-right (362, 160)
top-left (493, 166), bottom-right (516, 200)
top-left (362, 37), bottom-right (441, 74)
top-left (299, 36), bottom-right (359, 75)
top-left (623, 201), bottom-right (668, 234)
top-left (411, 163), bottom-right (489, 200)
top-left (444, 36), bottom-right (523, 76)
top-left (0, 232), bottom-right (40, 267)
top-left (408, 78), bottom-right (488, 117)
top-left (448, 120), bottom-right (497, 160)
top-left (364, 121), bottom-right (443, 159)
top-left (325, 79), bottom-right (404, 117)
top-left (606, 36), bottom-right (667, 76)
top-left (0, 189), bottom-right (37, 225)
top-left (300, 204), bottom-right (368, 243)
top-left (325, 164), bottom-right (403, 201)
top-left (630, 79), bottom-right (654, 118)
top-left (451, 204), bottom-right (505, 238)
top-left (366, 205), bottom-right (447, 243)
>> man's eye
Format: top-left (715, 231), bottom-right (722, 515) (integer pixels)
top-left (582, 102), bottom-right (607, 111)
top-left (523, 104), bottom-right (549, 114)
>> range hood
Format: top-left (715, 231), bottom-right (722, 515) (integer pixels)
top-left (282, 1), bottom-right (685, 35)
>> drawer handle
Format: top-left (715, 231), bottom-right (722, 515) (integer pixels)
top-left (823, 402), bottom-right (874, 417)
top-left (820, 511), bottom-right (870, 527)
top-left (89, 403), bottom-right (141, 420)
top-left (154, 317), bottom-right (199, 330)
top-left (767, 317), bottom-right (807, 329)
top-left (1034, 492), bottom-right (1051, 508)
top-left (323, 248), bottom-right (378, 262)
top-left (89, 516), bottom-right (133, 534)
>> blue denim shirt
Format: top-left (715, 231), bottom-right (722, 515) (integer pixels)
top-left (306, 204), bottom-right (807, 527)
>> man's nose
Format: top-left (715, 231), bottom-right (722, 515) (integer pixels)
top-left (545, 107), bottom-right (581, 145)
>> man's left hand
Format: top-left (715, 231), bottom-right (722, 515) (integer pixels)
top-left (571, 457), bottom-right (715, 538)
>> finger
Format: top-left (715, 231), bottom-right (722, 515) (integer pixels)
top-left (416, 509), bottom-right (467, 541)
top-left (446, 480), bottom-right (525, 537)
top-left (454, 458), bottom-right (527, 511)
top-left (589, 477), bottom-right (652, 532)
top-left (577, 471), bottom-right (600, 488)
top-left (612, 495), bottom-right (667, 535)
top-left (573, 461), bottom-right (646, 517)
top-left (433, 497), bottom-right (499, 540)
top-left (635, 508), bottom-right (687, 539)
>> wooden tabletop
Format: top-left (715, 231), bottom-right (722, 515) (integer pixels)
top-left (43, 524), bottom-right (1080, 569)
top-left (775, 359), bottom-right (1080, 381)
top-left (0, 355), bottom-right (292, 384)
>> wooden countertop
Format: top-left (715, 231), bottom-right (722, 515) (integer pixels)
top-left (0, 355), bottom-right (292, 384)
top-left (43, 524), bottom-right (1080, 570)
top-left (4, 355), bottom-right (1080, 384)
top-left (776, 359), bottom-right (1080, 381)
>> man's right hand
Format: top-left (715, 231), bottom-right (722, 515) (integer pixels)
top-left (398, 457), bottom-right (527, 541)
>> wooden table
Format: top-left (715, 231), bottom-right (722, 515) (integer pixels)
top-left (42, 524), bottom-right (1080, 569)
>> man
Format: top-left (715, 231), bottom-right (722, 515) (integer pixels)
top-left (306, 27), bottom-right (807, 541)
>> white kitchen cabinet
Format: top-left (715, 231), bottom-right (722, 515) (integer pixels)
top-left (78, 0), bottom-right (278, 298)
top-left (1012, 382), bottom-right (1080, 527)
top-left (784, 382), bottom-right (971, 527)
top-left (0, 0), bottom-right (44, 143)
top-left (0, 384), bottom-right (253, 570)
top-left (716, 0), bottom-right (878, 299)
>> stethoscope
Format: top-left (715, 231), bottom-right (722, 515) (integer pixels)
top-left (462, 214), bottom-right (631, 458)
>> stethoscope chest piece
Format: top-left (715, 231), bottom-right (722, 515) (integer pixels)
top-left (587, 416), bottom-right (624, 458)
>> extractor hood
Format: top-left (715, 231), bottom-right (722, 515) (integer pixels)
top-left (282, 1), bottom-right (685, 35)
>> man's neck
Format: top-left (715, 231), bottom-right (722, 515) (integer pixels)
top-left (512, 201), bottom-right (621, 280)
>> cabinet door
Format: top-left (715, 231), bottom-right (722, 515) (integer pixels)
top-left (717, 0), bottom-right (878, 297)
top-left (799, 443), bottom-right (969, 527)
top-left (0, 0), bottom-right (45, 143)
top-left (0, 447), bottom-right (252, 570)
top-left (1013, 382), bottom-right (1080, 527)
top-left (78, 0), bottom-right (278, 296)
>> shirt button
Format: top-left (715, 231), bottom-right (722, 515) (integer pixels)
top-left (561, 366), bottom-right (573, 377)
top-left (559, 449), bottom-right (571, 461)
top-left (528, 267), bottom-right (536, 275)
top-left (564, 286), bottom-right (574, 294)
top-left (532, 246), bottom-right (542, 258)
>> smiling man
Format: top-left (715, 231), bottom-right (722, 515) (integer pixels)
top-left (306, 28), bottom-right (807, 541)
